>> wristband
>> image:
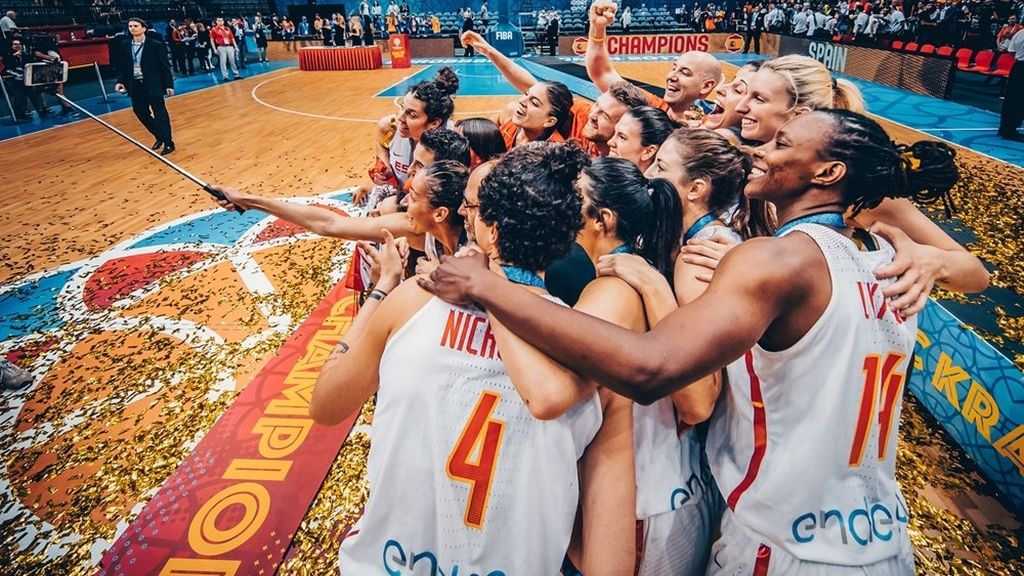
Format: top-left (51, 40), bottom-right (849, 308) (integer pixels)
top-left (368, 288), bottom-right (389, 301)
top-left (589, 35), bottom-right (606, 42)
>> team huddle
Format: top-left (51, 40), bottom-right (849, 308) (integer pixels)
top-left (208, 2), bottom-right (990, 574)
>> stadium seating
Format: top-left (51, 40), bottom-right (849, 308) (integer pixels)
top-left (936, 45), bottom-right (954, 57)
top-left (954, 47), bottom-right (974, 69)
top-left (982, 52), bottom-right (1016, 79)
top-left (919, 43), bottom-right (936, 54)
top-left (891, 40), bottom-right (905, 50)
top-left (964, 50), bottom-right (995, 72)
top-left (903, 41), bottom-right (919, 52)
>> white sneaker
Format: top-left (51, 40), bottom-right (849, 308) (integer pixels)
top-left (0, 359), bottom-right (32, 391)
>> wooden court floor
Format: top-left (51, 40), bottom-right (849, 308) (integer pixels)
top-left (0, 62), bottom-right (1021, 574)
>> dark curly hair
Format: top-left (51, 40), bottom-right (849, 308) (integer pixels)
top-left (419, 128), bottom-right (471, 167)
top-left (409, 66), bottom-right (460, 124)
top-left (583, 157), bottom-right (682, 280)
top-left (420, 160), bottom-right (468, 229)
top-left (817, 110), bottom-right (959, 215)
top-left (478, 141), bottom-right (589, 272)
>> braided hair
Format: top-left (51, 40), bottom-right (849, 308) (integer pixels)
top-left (818, 110), bottom-right (958, 215)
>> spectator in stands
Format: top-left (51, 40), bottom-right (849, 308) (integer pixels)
top-left (233, 17), bottom-right (248, 67)
top-left (998, 14), bottom-right (1021, 49)
top-left (195, 22), bottom-right (212, 70)
top-left (253, 17), bottom-right (268, 61)
top-left (463, 8), bottom-right (476, 56)
top-left (998, 26), bottom-right (1024, 140)
top-left (410, 14), bottom-right (418, 35)
top-left (180, 22), bottom-right (196, 75)
top-left (400, 0), bottom-right (410, 21)
top-left (362, 12), bottom-right (375, 43)
top-left (744, 5), bottom-right (766, 53)
top-left (547, 11), bottom-right (560, 54)
top-left (372, 0), bottom-right (383, 30)
top-left (766, 2), bottom-right (787, 31)
top-left (430, 13), bottom-right (440, 34)
top-left (793, 3), bottom-right (810, 33)
top-left (334, 14), bottom-right (348, 45)
top-left (1, 9), bottom-right (17, 37)
top-left (348, 15), bottom-right (361, 44)
top-left (537, 9), bottom-right (548, 46)
top-left (888, 3), bottom-right (906, 38)
top-left (210, 17), bottom-right (240, 81)
top-left (298, 16), bottom-right (310, 36)
top-left (360, 0), bottom-right (369, 19)
top-left (481, 1), bottom-right (490, 27)
top-left (622, 5), bottom-right (633, 31)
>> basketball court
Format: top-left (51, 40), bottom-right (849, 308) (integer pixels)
top-left (1, 53), bottom-right (1022, 574)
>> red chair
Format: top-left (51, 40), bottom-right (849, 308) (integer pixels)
top-left (981, 52), bottom-right (1016, 78)
top-left (919, 44), bottom-right (936, 54)
top-left (936, 45), bottom-right (954, 57)
top-left (904, 42), bottom-right (920, 51)
top-left (965, 50), bottom-right (995, 72)
top-left (954, 47), bottom-right (973, 69)
top-left (891, 40), bottom-right (905, 50)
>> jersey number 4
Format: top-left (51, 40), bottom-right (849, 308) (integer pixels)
top-left (849, 352), bottom-right (906, 467)
top-left (447, 390), bottom-right (505, 529)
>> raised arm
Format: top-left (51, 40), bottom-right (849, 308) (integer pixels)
top-left (585, 1), bottom-right (625, 92)
top-left (420, 239), bottom-right (798, 404)
top-left (461, 31), bottom-right (537, 93)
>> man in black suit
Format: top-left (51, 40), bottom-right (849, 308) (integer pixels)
top-left (114, 18), bottom-right (176, 155)
top-left (744, 5), bottom-right (765, 54)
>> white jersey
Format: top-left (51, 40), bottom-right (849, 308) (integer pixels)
top-left (340, 296), bottom-right (603, 575)
top-left (388, 134), bottom-right (414, 187)
top-left (684, 223), bottom-right (743, 246)
top-left (707, 224), bottom-right (917, 566)
top-left (633, 402), bottom-right (709, 520)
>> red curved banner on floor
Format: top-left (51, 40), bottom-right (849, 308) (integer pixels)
top-left (95, 283), bottom-right (360, 576)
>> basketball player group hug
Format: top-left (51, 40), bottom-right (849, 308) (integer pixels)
top-left (208, 2), bottom-right (990, 573)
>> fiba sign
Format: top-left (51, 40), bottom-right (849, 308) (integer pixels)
top-left (725, 33), bottom-right (744, 53)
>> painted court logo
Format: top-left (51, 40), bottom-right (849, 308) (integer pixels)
top-left (0, 190), bottom-right (357, 573)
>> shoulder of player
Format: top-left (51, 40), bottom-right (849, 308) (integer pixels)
top-left (575, 275), bottom-right (644, 325)
top-left (719, 235), bottom-right (823, 290)
top-left (376, 276), bottom-right (434, 330)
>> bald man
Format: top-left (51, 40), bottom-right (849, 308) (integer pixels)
top-left (584, 0), bottom-right (722, 123)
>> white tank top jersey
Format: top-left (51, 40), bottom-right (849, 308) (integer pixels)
top-left (632, 402), bottom-right (709, 520)
top-left (339, 296), bottom-right (603, 575)
top-left (706, 223), bottom-right (917, 566)
top-left (688, 224), bottom-right (743, 245)
top-left (388, 135), bottom-right (414, 186)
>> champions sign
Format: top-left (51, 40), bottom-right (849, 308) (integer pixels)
top-left (563, 32), bottom-right (780, 57)
top-left (96, 283), bottom-right (361, 576)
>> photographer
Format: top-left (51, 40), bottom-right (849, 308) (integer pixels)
top-left (30, 32), bottom-right (76, 117)
top-left (2, 37), bottom-right (45, 122)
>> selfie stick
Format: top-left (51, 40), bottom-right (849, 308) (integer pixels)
top-left (54, 93), bottom-right (245, 213)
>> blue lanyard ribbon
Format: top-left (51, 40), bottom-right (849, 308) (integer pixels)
top-left (501, 265), bottom-right (546, 289)
top-left (683, 213), bottom-right (716, 243)
top-left (774, 212), bottom-right (846, 237)
top-left (610, 243), bottom-right (632, 255)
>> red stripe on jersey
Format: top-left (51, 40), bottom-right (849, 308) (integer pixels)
top-left (727, 351), bottom-right (768, 510)
top-left (634, 519), bottom-right (646, 576)
top-left (752, 543), bottom-right (772, 576)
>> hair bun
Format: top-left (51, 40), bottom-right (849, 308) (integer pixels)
top-left (433, 67), bottom-right (460, 97)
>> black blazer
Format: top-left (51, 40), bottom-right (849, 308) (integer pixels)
top-left (115, 36), bottom-right (174, 97)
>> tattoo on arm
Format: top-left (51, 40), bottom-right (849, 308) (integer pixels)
top-left (329, 341), bottom-right (350, 359)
